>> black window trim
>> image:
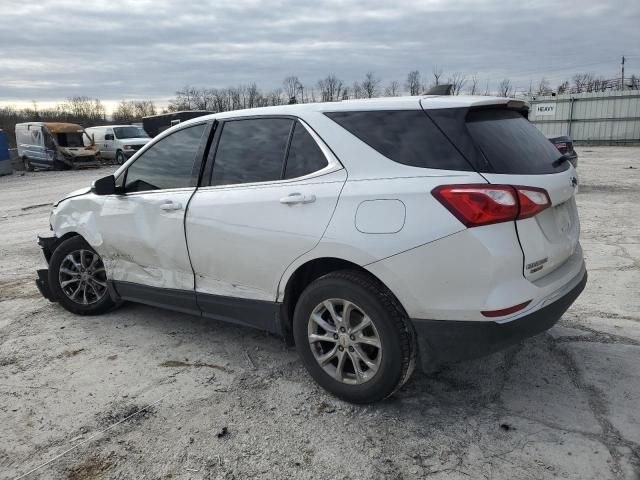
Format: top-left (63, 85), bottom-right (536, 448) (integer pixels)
top-left (116, 120), bottom-right (213, 196)
top-left (200, 114), bottom-right (342, 189)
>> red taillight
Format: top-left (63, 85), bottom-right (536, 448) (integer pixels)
top-left (554, 142), bottom-right (567, 150)
top-left (516, 186), bottom-right (551, 219)
top-left (432, 184), bottom-right (551, 227)
top-left (481, 300), bottom-right (531, 318)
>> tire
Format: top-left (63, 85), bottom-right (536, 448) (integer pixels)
top-left (293, 270), bottom-right (416, 403)
top-left (53, 160), bottom-right (68, 171)
top-left (48, 236), bottom-right (118, 315)
top-left (23, 157), bottom-right (33, 172)
top-left (115, 151), bottom-right (126, 165)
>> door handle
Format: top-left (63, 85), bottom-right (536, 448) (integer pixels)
top-left (159, 200), bottom-right (183, 211)
top-left (279, 193), bottom-right (316, 205)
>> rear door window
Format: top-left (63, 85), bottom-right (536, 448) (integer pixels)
top-left (284, 122), bottom-right (328, 179)
top-left (466, 109), bottom-right (565, 174)
top-left (212, 118), bottom-right (293, 186)
top-left (325, 110), bottom-right (472, 171)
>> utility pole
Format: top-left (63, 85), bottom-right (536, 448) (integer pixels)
top-left (621, 56), bottom-right (625, 90)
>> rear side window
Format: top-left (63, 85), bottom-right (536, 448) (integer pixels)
top-left (466, 109), bottom-right (565, 174)
top-left (284, 123), bottom-right (328, 179)
top-left (325, 110), bottom-right (472, 171)
top-left (212, 118), bottom-right (293, 186)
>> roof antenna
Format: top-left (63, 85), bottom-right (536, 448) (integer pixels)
top-left (425, 84), bottom-right (453, 95)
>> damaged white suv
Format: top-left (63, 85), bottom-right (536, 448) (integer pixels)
top-left (36, 96), bottom-right (587, 403)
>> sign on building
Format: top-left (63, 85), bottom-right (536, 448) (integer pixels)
top-left (534, 103), bottom-right (556, 116)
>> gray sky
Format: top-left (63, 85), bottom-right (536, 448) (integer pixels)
top-left (1, 0), bottom-right (639, 110)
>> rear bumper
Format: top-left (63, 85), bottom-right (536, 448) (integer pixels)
top-left (412, 269), bottom-right (587, 370)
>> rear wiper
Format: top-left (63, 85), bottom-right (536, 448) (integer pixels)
top-left (552, 154), bottom-right (572, 168)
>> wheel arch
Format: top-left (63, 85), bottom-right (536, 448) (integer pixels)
top-left (279, 256), bottom-right (407, 345)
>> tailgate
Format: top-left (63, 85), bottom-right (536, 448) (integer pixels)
top-left (482, 169), bottom-right (580, 281)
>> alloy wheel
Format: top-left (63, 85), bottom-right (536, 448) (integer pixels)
top-left (307, 298), bottom-right (382, 385)
top-left (58, 249), bottom-right (108, 305)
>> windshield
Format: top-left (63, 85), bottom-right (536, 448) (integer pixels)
top-left (56, 132), bottom-right (85, 148)
top-left (114, 126), bottom-right (149, 139)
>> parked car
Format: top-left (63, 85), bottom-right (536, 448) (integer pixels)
top-left (35, 96), bottom-right (586, 403)
top-left (142, 110), bottom-right (212, 138)
top-left (548, 135), bottom-right (578, 168)
top-left (85, 125), bottom-right (151, 165)
top-left (15, 122), bottom-right (100, 170)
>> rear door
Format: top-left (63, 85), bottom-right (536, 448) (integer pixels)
top-left (186, 117), bottom-right (345, 321)
top-left (463, 108), bottom-right (580, 281)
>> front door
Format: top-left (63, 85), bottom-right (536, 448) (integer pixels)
top-left (103, 128), bottom-right (115, 159)
top-left (95, 122), bottom-right (209, 313)
top-left (186, 117), bottom-right (345, 329)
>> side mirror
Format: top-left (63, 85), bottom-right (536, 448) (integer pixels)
top-left (105, 133), bottom-right (114, 141)
top-left (92, 175), bottom-right (116, 195)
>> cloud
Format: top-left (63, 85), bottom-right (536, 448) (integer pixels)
top-left (0, 0), bottom-right (638, 106)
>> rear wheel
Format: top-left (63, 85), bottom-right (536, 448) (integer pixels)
top-left (48, 236), bottom-right (118, 315)
top-left (293, 270), bottom-right (415, 403)
top-left (115, 151), bottom-right (126, 165)
top-left (22, 157), bottom-right (33, 171)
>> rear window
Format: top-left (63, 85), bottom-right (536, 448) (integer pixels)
top-left (466, 109), bottom-right (566, 174)
top-left (325, 110), bottom-right (472, 171)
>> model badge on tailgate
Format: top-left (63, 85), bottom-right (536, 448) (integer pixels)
top-left (527, 257), bottom-right (549, 274)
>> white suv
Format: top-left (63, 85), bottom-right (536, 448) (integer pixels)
top-left (36, 96), bottom-right (587, 403)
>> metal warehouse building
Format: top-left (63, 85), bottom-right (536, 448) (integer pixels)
top-left (527, 90), bottom-right (640, 145)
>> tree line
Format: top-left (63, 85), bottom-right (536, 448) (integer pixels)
top-left (2, 67), bottom-right (638, 148)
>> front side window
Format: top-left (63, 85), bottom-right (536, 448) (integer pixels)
top-left (284, 123), bottom-right (328, 179)
top-left (212, 118), bottom-right (293, 186)
top-left (124, 123), bottom-right (206, 192)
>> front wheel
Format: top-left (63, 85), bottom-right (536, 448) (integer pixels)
top-left (48, 236), bottom-right (118, 315)
top-left (23, 157), bottom-right (33, 171)
top-left (293, 270), bottom-right (416, 403)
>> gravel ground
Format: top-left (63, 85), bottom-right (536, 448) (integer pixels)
top-left (1, 147), bottom-right (639, 480)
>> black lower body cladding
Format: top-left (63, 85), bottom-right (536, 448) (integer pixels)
top-left (412, 270), bottom-right (588, 371)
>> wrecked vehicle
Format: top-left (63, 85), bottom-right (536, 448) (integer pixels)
top-left (35, 96), bottom-right (586, 403)
top-left (16, 122), bottom-right (100, 171)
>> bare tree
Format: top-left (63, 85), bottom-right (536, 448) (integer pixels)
top-left (385, 80), bottom-right (401, 96)
top-left (572, 73), bottom-right (595, 93)
top-left (557, 81), bottom-right (570, 94)
top-left (468, 74), bottom-right (479, 95)
top-left (536, 77), bottom-right (552, 96)
top-left (447, 72), bottom-right (467, 95)
top-left (351, 82), bottom-right (363, 99)
top-left (405, 70), bottom-right (421, 95)
top-left (497, 78), bottom-right (514, 97)
top-left (432, 65), bottom-right (443, 86)
top-left (317, 74), bottom-right (344, 102)
top-left (283, 76), bottom-right (302, 104)
top-left (361, 72), bottom-right (380, 98)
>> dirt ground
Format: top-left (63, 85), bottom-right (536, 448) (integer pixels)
top-left (1, 147), bottom-right (639, 480)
